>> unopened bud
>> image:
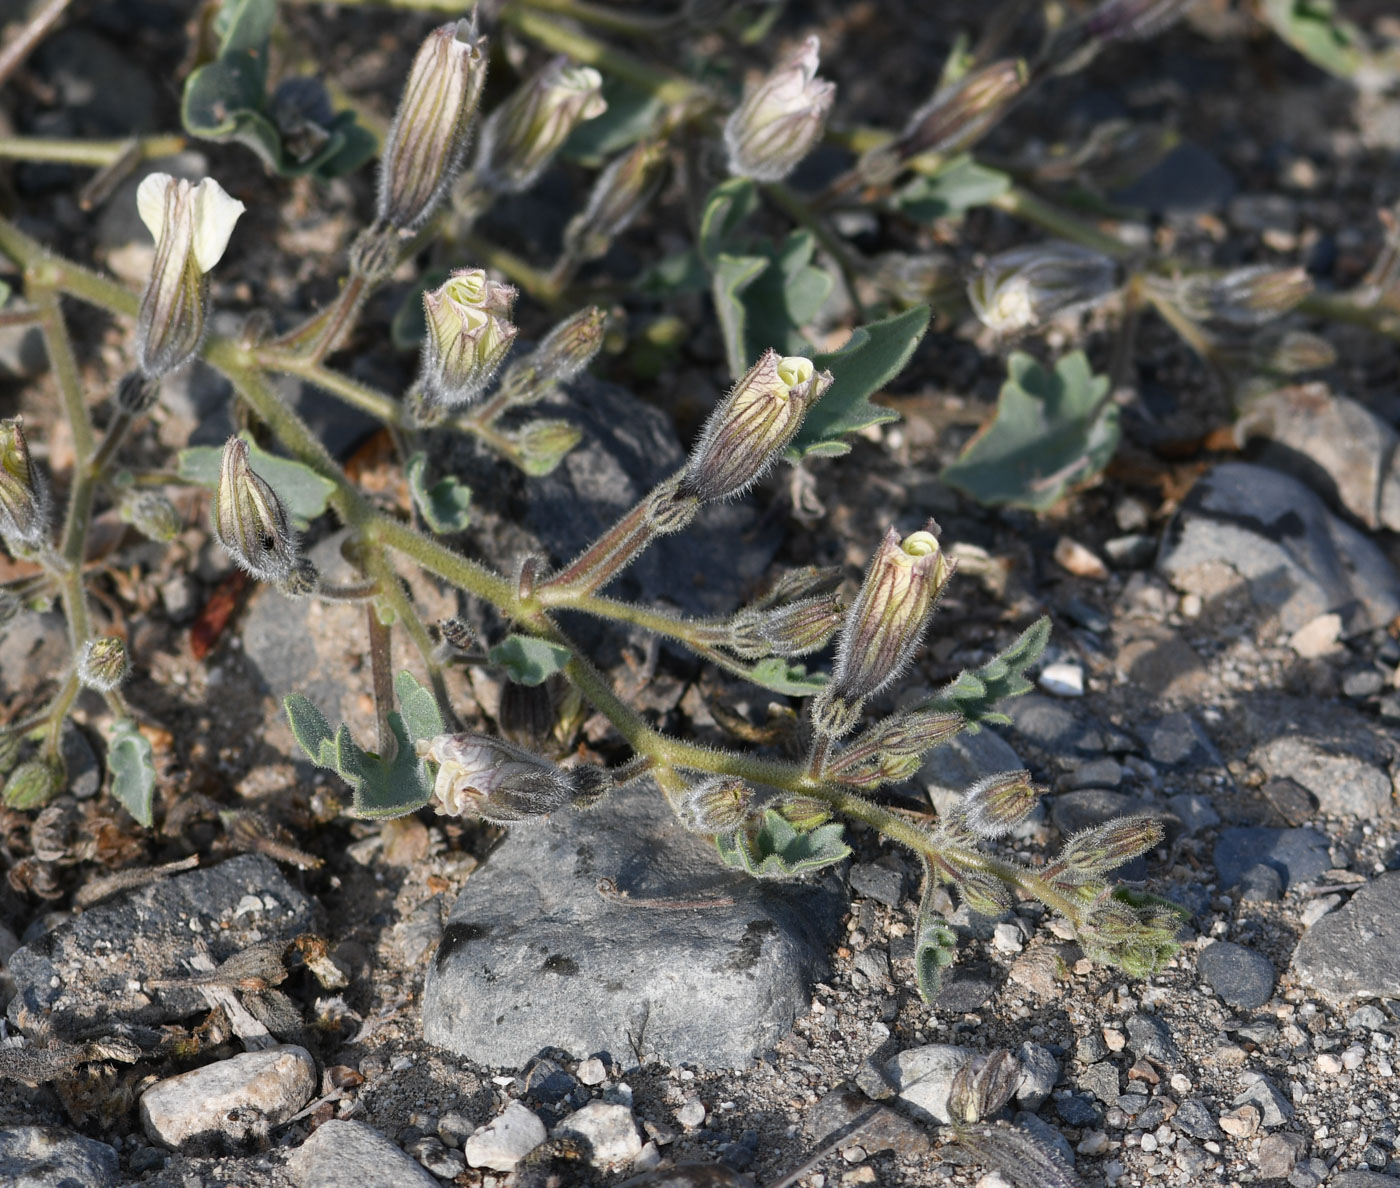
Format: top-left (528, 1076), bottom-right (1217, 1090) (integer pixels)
top-left (0, 417), bottom-right (49, 548)
top-left (78, 635), bottom-right (129, 691)
top-left (278, 558), bottom-right (321, 599)
top-left (859, 60), bottom-right (1026, 185)
top-left (1086, 0), bottom-right (1195, 43)
top-left (680, 351), bottom-right (832, 503)
top-left (565, 139), bottom-right (667, 262)
top-left (0, 731), bottom-right (19, 775)
top-left (474, 58), bottom-right (607, 195)
top-left (212, 437), bottom-right (300, 584)
top-left (947, 1050), bottom-right (1021, 1125)
top-left (961, 770), bottom-right (1041, 838)
top-left (969, 241), bottom-right (1118, 333)
top-left (1079, 890), bottom-right (1184, 977)
top-left (677, 776), bottom-right (753, 833)
top-left (827, 707), bottom-right (966, 787)
top-left (775, 795), bottom-right (832, 832)
top-left (531, 306), bottom-right (608, 386)
top-left (1174, 264), bottom-right (1312, 328)
top-left (419, 269), bottom-right (519, 409)
top-left (956, 870), bottom-right (1014, 917)
top-left (724, 35), bottom-right (835, 182)
top-left (1054, 814), bottom-right (1164, 883)
top-left (3, 757), bottom-right (62, 810)
top-left (134, 173), bottom-right (244, 377)
top-left (728, 593), bottom-right (843, 659)
top-left (509, 419), bottom-right (583, 477)
top-left (415, 732), bottom-right (599, 822)
top-left (1246, 328), bottom-right (1335, 375)
top-left (119, 490), bottom-right (181, 542)
top-left (873, 251), bottom-right (962, 307)
top-left (378, 19), bottom-right (489, 233)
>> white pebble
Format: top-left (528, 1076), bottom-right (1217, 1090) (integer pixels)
top-left (1038, 662), bottom-right (1085, 697)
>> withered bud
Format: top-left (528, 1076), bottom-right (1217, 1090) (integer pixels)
top-left (378, 19), bottom-right (489, 233)
top-left (723, 35), bottom-right (835, 183)
top-left (775, 795), bottom-right (832, 832)
top-left (119, 490), bottom-right (181, 542)
top-left (474, 57), bottom-right (607, 195)
top-left (961, 770), bottom-right (1041, 838)
top-left (77, 636), bottom-right (129, 692)
top-left (3, 757), bottom-right (62, 810)
top-left (1245, 328), bottom-right (1335, 375)
top-left (1053, 815), bottom-right (1164, 883)
top-left (680, 351), bottom-right (832, 503)
top-left (416, 732), bottom-right (604, 822)
top-left (1086, 0), bottom-right (1196, 43)
top-left (728, 594), bottom-right (844, 659)
top-left (1174, 264), bottom-right (1312, 328)
top-left (509, 419), bottom-right (583, 477)
top-left (677, 776), bottom-right (753, 833)
top-left (947, 1050), bottom-right (1021, 1125)
top-left (565, 140), bottom-right (667, 263)
top-left (212, 437), bottom-right (300, 584)
top-left (0, 417), bottom-right (50, 549)
top-left (969, 241), bottom-right (1118, 334)
top-left (419, 268), bottom-right (519, 409)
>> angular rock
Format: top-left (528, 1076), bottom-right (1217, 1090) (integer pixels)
top-left (1212, 827), bottom-right (1331, 892)
top-left (1293, 873), bottom-right (1400, 1003)
top-left (1126, 1013), bottom-right (1181, 1067)
top-left (1173, 1099), bottom-right (1222, 1141)
top-left (1050, 790), bottom-right (1150, 836)
top-left (1165, 793), bottom-right (1220, 836)
top-left (1232, 1074), bottom-right (1292, 1128)
top-left (1197, 941), bottom-right (1276, 1009)
top-left (1142, 713), bottom-right (1220, 769)
top-left (1011, 1044), bottom-right (1055, 1114)
top-left (140, 1045), bottom-right (316, 1147)
top-left (1237, 863), bottom-right (1284, 903)
top-left (1015, 1111), bottom-right (1075, 1167)
top-left (6, 855), bottom-right (315, 1033)
top-left (289, 1120), bottom-right (440, 1188)
top-left (464, 1101), bottom-right (547, 1171)
top-left (424, 781), bottom-right (846, 1069)
top-left (1249, 700), bottom-right (1396, 819)
top-left (920, 727), bottom-right (1024, 818)
top-left (555, 1101), bottom-right (643, 1168)
top-left (1157, 462), bottom-right (1400, 634)
top-left (804, 1087), bottom-right (930, 1156)
top-left (883, 1044), bottom-right (972, 1124)
top-left (848, 863), bottom-right (905, 908)
top-left (1330, 1174), bottom-right (1400, 1188)
top-left (0, 1126), bottom-right (120, 1188)
top-left (1005, 695), bottom-right (1104, 756)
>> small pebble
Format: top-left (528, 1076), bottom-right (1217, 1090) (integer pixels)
top-left (555, 1100), bottom-right (643, 1167)
top-left (1039, 661), bottom-right (1085, 697)
top-left (139, 1045), bottom-right (316, 1147)
top-left (577, 1057), bottom-right (607, 1086)
top-left (676, 1100), bottom-right (706, 1129)
top-left (465, 1102), bottom-right (547, 1171)
top-left (1078, 1130), bottom-right (1110, 1155)
top-left (992, 922), bottom-right (1024, 954)
top-left (1218, 1105), bottom-right (1259, 1138)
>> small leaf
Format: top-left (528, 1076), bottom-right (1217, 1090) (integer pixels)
top-left (284, 694), bottom-right (338, 767)
top-left (636, 248), bottom-right (709, 297)
top-left (744, 658), bottom-right (828, 697)
top-left (710, 253), bottom-right (769, 379)
top-left (489, 634), bottom-right (573, 686)
top-left (716, 809), bottom-right (851, 878)
top-left (699, 178), bottom-right (760, 262)
top-left (178, 431), bottom-right (336, 525)
top-left (924, 617), bottom-right (1050, 729)
top-left (182, 56), bottom-right (266, 140)
top-left (1261, 0), bottom-right (1366, 78)
top-left (107, 719), bottom-right (156, 828)
top-left (896, 155), bottom-right (1011, 222)
top-left (941, 350), bottom-right (1117, 511)
top-left (914, 865), bottom-right (959, 1002)
top-left (406, 453), bottom-right (472, 534)
top-left (215, 0), bottom-right (276, 57)
top-left (393, 670), bottom-right (446, 744)
top-left (787, 305), bottom-right (931, 459)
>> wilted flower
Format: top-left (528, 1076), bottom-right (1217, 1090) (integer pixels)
top-left (564, 139), bottom-right (667, 263)
top-left (419, 269), bottom-right (519, 408)
top-left (416, 732), bottom-right (608, 821)
top-left (78, 636), bottom-right (129, 692)
top-left (134, 173), bottom-right (244, 377)
top-left (969, 241), bottom-right (1118, 333)
top-left (947, 1050), bottom-right (1021, 1125)
top-left (474, 58), bottom-right (607, 194)
top-left (212, 437), bottom-right (300, 584)
top-left (723, 35), bottom-right (835, 182)
top-left (680, 351), bottom-right (832, 503)
top-left (377, 19), bottom-right (489, 233)
top-left (677, 776), bottom-right (753, 833)
top-left (0, 417), bottom-right (49, 549)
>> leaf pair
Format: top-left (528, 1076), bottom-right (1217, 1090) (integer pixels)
top-left (715, 808), bottom-right (851, 878)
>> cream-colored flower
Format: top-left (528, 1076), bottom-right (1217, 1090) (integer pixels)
top-left (724, 36), bottom-right (834, 182)
top-left (419, 269), bottom-right (519, 408)
top-left (475, 58), bottom-right (607, 194)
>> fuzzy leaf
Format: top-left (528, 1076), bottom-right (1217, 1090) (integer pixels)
top-left (107, 719), bottom-right (156, 828)
top-left (941, 350), bottom-right (1117, 510)
top-left (735, 230), bottom-right (831, 364)
top-left (710, 253), bottom-right (769, 379)
top-left (394, 670), bottom-right (446, 744)
top-left (489, 635), bottom-right (573, 686)
top-left (178, 431), bottom-right (336, 526)
top-left (215, 0), bottom-right (276, 57)
top-left (924, 617), bottom-right (1050, 729)
top-left (914, 865), bottom-right (959, 1002)
top-left (896, 155), bottom-right (1011, 222)
top-left (406, 453), bottom-right (472, 534)
top-left (787, 305), bottom-right (931, 459)
top-left (284, 694), bottom-right (336, 766)
top-left (742, 658), bottom-right (829, 697)
top-left (1261, 0), bottom-right (1366, 78)
top-left (716, 809), bottom-right (851, 879)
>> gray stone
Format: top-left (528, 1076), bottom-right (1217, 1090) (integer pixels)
top-left (159, 573), bottom-right (200, 624)
top-left (1158, 462), bottom-right (1400, 634)
top-left (848, 863), bottom-right (904, 908)
top-left (423, 781), bottom-right (846, 1069)
top-left (932, 963), bottom-right (1000, 1012)
top-left (1104, 533), bottom-right (1158, 569)
top-left (1237, 863), bottom-right (1285, 903)
top-left (1174, 1098), bottom-right (1222, 1141)
top-left (1005, 695), bottom-right (1104, 756)
top-left (1293, 873), bottom-right (1400, 1003)
top-left (804, 1088), bottom-right (929, 1156)
top-left (390, 894), bottom-right (445, 966)
top-left (1050, 790), bottom-right (1149, 836)
top-left (1111, 141), bottom-right (1237, 214)
top-left (1015, 1042), bottom-right (1059, 1112)
top-left (1166, 793), bottom-right (1220, 836)
top-left (1197, 941), bottom-right (1276, 1009)
top-left (1142, 713), bottom-right (1220, 768)
top-left (919, 726), bottom-right (1024, 818)
top-left (464, 1101), bottom-right (547, 1171)
top-left (6, 854), bottom-right (315, 1033)
top-left (1251, 723), bottom-right (1395, 820)
top-left (1054, 1091), bottom-right (1101, 1127)
top-left (884, 1044), bottom-right (972, 1124)
top-left (1233, 1074), bottom-right (1293, 1128)
top-left (1126, 1013), bottom-right (1181, 1066)
top-left (1257, 1132), bottom-right (1307, 1179)
top-left (555, 1101), bottom-right (643, 1168)
top-left (0, 321), bottom-right (46, 380)
top-left (59, 722), bottom-right (101, 801)
top-left (1229, 192), bottom-right (1300, 234)
top-left (1079, 1061), bottom-right (1120, 1106)
top-left (289, 1120), bottom-right (439, 1188)
top-left (1329, 1174), bottom-right (1400, 1188)
top-left (1213, 827), bottom-right (1332, 891)
top-left (1235, 384), bottom-right (1400, 533)
top-left (34, 29), bottom-right (159, 136)
top-left (0, 1126), bottom-right (119, 1188)
top-left (1014, 1112), bottom-right (1074, 1167)
top-left (1062, 757), bottom-right (1123, 790)
top-left (140, 1045), bottom-right (317, 1147)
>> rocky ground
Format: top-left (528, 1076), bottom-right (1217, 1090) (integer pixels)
top-left (3, 2), bottom-right (1400, 1187)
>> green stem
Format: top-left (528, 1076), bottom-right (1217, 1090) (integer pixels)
top-left (260, 351), bottom-right (406, 426)
top-left (990, 186), bottom-right (1136, 262)
top-left (31, 287), bottom-right (95, 462)
top-left (362, 545), bottom-right (456, 727)
top-left (0, 133), bottom-right (186, 167)
top-left (1298, 290), bottom-right (1400, 343)
top-left (514, 0), bottom-right (677, 38)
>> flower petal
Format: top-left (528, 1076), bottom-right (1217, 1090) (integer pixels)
top-left (189, 178), bottom-right (246, 273)
top-left (136, 173), bottom-right (174, 243)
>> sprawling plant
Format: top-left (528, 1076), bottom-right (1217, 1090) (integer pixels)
top-left (1, 0), bottom-right (1396, 1008)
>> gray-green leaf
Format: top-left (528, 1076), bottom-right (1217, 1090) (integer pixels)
top-left (923, 617), bottom-right (1050, 730)
top-left (489, 635), bottom-right (573, 686)
top-left (914, 867), bottom-right (959, 1002)
top-left (716, 810), bottom-right (851, 879)
top-left (896, 155), bottom-right (1011, 222)
top-left (178, 431), bottom-right (337, 526)
top-left (107, 719), bottom-right (156, 828)
top-left (406, 453), bottom-right (472, 534)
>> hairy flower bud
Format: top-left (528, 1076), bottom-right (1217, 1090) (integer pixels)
top-left (78, 635), bottom-right (129, 692)
top-left (1078, 889), bottom-right (1185, 977)
top-left (969, 242), bottom-right (1118, 334)
top-left (510, 419), bottom-right (583, 476)
top-left (134, 173), bottom-right (244, 377)
top-left (533, 305), bottom-right (609, 386)
top-left (1086, 0), bottom-right (1195, 42)
top-left (419, 269), bottom-right (519, 408)
top-left (948, 1050), bottom-right (1021, 1125)
top-left (565, 139), bottom-right (667, 263)
top-left (1174, 264), bottom-right (1312, 328)
top-left (3, 757), bottom-right (62, 810)
top-left (212, 437), bottom-right (300, 584)
top-left (775, 795), bottom-right (833, 832)
top-left (1245, 328), bottom-right (1335, 375)
top-left (956, 870), bottom-right (1014, 917)
top-left (474, 58), bottom-right (607, 194)
top-left (723, 35), bottom-right (835, 182)
top-left (874, 251), bottom-right (962, 307)
top-left (859, 59), bottom-right (1026, 185)
top-left (827, 708), bottom-right (966, 786)
top-left (415, 732), bottom-right (606, 822)
top-left (960, 770), bottom-right (1041, 838)
top-left (119, 490), bottom-right (181, 542)
top-left (677, 776), bottom-right (753, 833)
top-left (0, 417), bottom-right (49, 549)
top-left (1053, 814), bottom-right (1164, 883)
top-left (680, 351), bottom-right (832, 503)
top-left (378, 20), bottom-right (489, 233)
top-left (116, 371), bottom-right (160, 415)
top-left (728, 593), bottom-right (844, 659)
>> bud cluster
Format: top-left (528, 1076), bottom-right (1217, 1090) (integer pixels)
top-left (825, 707), bottom-right (965, 787)
top-left (416, 732), bottom-right (608, 822)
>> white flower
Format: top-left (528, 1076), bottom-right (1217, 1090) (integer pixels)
top-left (723, 36), bottom-right (835, 183)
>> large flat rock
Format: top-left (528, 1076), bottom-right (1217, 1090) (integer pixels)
top-left (1293, 873), bottom-right (1400, 1003)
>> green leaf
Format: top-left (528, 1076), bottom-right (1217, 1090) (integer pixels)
top-left (182, 56), bottom-right (266, 140)
top-left (895, 155), bottom-right (1011, 222)
top-left (699, 178), bottom-right (760, 262)
top-left (178, 431), bottom-right (337, 526)
top-left (787, 305), bottom-right (931, 459)
top-left (394, 670), bottom-right (446, 744)
top-left (941, 350), bottom-right (1117, 511)
top-left (215, 0), bottom-right (275, 57)
top-left (489, 634), bottom-right (573, 686)
top-left (406, 453), bottom-right (472, 534)
top-left (1261, 0), bottom-right (1366, 78)
top-left (734, 231), bottom-right (830, 366)
top-left (743, 658), bottom-right (828, 697)
top-left (716, 809), bottom-right (851, 879)
top-left (710, 253), bottom-right (769, 379)
top-left (107, 719), bottom-right (156, 828)
top-left (923, 617), bottom-right (1050, 730)
top-left (563, 78), bottom-right (664, 164)
top-left (635, 248), bottom-right (709, 298)
top-left (285, 693), bottom-right (336, 765)
top-left (914, 864), bottom-right (959, 1002)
